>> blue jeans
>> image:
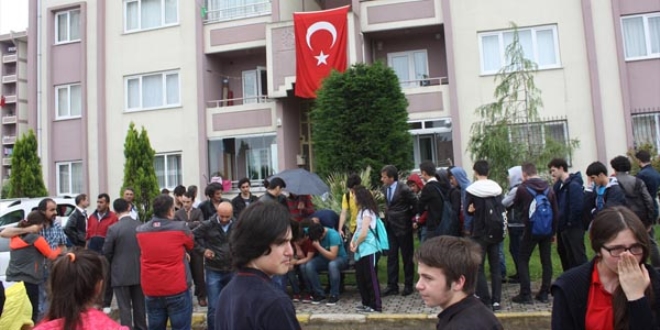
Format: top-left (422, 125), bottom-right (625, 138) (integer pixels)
top-left (206, 269), bottom-right (233, 330)
top-left (145, 290), bottom-right (192, 330)
top-left (499, 241), bottom-right (507, 278)
top-left (287, 268), bottom-right (301, 294)
top-left (418, 226), bottom-right (428, 243)
top-left (302, 255), bottom-right (348, 298)
top-left (38, 266), bottom-right (50, 319)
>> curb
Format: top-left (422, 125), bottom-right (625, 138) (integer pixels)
top-left (295, 311), bottom-right (551, 324)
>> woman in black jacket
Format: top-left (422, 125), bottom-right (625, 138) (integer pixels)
top-left (551, 206), bottom-right (660, 330)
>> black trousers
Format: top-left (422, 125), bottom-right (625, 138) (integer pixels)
top-left (474, 238), bottom-right (501, 305)
top-left (190, 251), bottom-right (207, 299)
top-left (103, 269), bottom-right (113, 308)
top-left (386, 229), bottom-right (414, 290)
top-left (355, 253), bottom-right (382, 311)
top-left (114, 285), bottom-right (147, 330)
top-left (25, 282), bottom-right (40, 323)
top-left (557, 226), bottom-right (588, 271)
top-left (518, 232), bottom-right (552, 297)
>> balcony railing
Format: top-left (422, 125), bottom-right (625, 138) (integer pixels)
top-left (398, 76), bottom-right (448, 89)
top-left (205, 1), bottom-right (272, 23)
top-left (2, 115), bottom-right (17, 124)
top-left (2, 75), bottom-right (17, 84)
top-left (3, 95), bottom-right (16, 104)
top-left (207, 95), bottom-right (270, 108)
top-left (2, 158), bottom-right (10, 166)
top-left (2, 54), bottom-right (17, 63)
top-left (2, 136), bottom-right (16, 145)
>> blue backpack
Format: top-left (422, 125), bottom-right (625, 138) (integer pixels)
top-left (526, 187), bottom-right (554, 237)
top-left (369, 216), bottom-right (390, 253)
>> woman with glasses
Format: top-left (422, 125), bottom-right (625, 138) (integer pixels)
top-left (551, 206), bottom-right (660, 329)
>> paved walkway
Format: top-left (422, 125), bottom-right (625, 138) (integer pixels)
top-left (181, 281), bottom-right (552, 328)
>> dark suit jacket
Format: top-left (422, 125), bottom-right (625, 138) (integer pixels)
top-left (102, 216), bottom-right (141, 287)
top-left (64, 208), bottom-right (86, 247)
top-left (174, 208), bottom-right (204, 230)
top-left (382, 182), bottom-right (418, 236)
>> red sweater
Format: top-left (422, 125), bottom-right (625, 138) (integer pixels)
top-left (136, 218), bottom-right (194, 297)
top-left (86, 210), bottom-right (118, 240)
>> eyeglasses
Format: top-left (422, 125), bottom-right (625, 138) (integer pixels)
top-left (602, 243), bottom-right (645, 257)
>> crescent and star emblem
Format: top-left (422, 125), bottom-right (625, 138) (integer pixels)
top-left (306, 21), bottom-right (337, 66)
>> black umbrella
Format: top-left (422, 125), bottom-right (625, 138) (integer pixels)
top-left (269, 168), bottom-right (329, 196)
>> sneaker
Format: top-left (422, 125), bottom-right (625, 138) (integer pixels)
top-left (492, 302), bottom-right (501, 311)
top-left (360, 306), bottom-right (381, 313)
top-left (311, 295), bottom-right (325, 305)
top-left (292, 294), bottom-right (301, 302)
top-left (511, 294), bottom-right (534, 305)
top-left (354, 305), bottom-right (368, 311)
top-left (326, 296), bottom-right (339, 306)
top-left (301, 294), bottom-right (313, 303)
top-left (535, 292), bottom-right (549, 303)
top-left (102, 307), bottom-right (111, 314)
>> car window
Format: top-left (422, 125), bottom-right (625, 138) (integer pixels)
top-left (57, 204), bottom-right (75, 217)
top-left (0, 209), bottom-right (25, 227)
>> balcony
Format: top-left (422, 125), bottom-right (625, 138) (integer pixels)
top-left (204, 1), bottom-right (272, 23)
top-left (402, 76), bottom-right (451, 116)
top-left (2, 95), bottom-right (16, 104)
top-left (207, 95), bottom-right (270, 108)
top-left (2, 136), bottom-right (15, 145)
top-left (2, 115), bottom-right (17, 124)
top-left (360, 0), bottom-right (443, 33)
top-left (2, 75), bottom-right (17, 84)
top-left (2, 54), bottom-right (17, 63)
top-left (2, 158), bottom-right (10, 166)
top-left (206, 96), bottom-right (276, 138)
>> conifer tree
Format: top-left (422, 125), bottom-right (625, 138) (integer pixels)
top-left (8, 129), bottom-right (48, 198)
top-left (121, 122), bottom-right (160, 221)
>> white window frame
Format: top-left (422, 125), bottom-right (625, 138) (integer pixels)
top-left (621, 12), bottom-right (660, 61)
top-left (56, 161), bottom-right (83, 196)
top-left (387, 50), bottom-right (429, 88)
top-left (124, 70), bottom-right (180, 112)
top-left (408, 119), bottom-right (453, 169)
top-left (478, 25), bottom-right (561, 75)
top-left (55, 9), bottom-right (81, 44)
top-left (242, 66), bottom-right (267, 104)
top-left (154, 152), bottom-right (183, 189)
top-left (124, 0), bottom-right (179, 33)
top-left (55, 84), bottom-right (82, 119)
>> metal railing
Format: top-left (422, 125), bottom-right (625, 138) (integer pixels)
top-left (205, 1), bottom-right (272, 23)
top-left (632, 110), bottom-right (660, 151)
top-left (207, 95), bottom-right (270, 108)
top-left (398, 76), bottom-right (448, 88)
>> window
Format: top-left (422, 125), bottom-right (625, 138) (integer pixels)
top-left (409, 119), bottom-right (454, 168)
top-left (0, 209), bottom-right (24, 227)
top-left (125, 0), bottom-right (178, 32)
top-left (208, 134), bottom-right (278, 188)
top-left (206, 0), bottom-right (272, 22)
top-left (632, 112), bottom-right (660, 151)
top-left (55, 9), bottom-right (81, 44)
top-left (479, 25), bottom-right (560, 74)
top-left (125, 71), bottom-right (180, 111)
top-left (155, 153), bottom-right (182, 189)
top-left (242, 67), bottom-right (267, 104)
top-left (55, 84), bottom-right (82, 119)
top-left (507, 120), bottom-right (571, 162)
top-left (388, 50), bottom-right (429, 88)
top-left (57, 161), bottom-right (83, 196)
top-left (622, 13), bottom-right (660, 60)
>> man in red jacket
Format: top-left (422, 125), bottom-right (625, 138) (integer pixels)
top-left (86, 193), bottom-right (118, 312)
top-left (137, 194), bottom-right (194, 330)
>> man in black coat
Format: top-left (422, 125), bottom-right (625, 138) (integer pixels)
top-left (63, 193), bottom-right (89, 247)
top-left (381, 165), bottom-right (418, 297)
top-left (231, 177), bottom-right (259, 219)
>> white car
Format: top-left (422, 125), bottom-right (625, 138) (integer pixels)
top-left (0, 197), bottom-right (76, 282)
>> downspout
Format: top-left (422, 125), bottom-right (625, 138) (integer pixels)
top-left (36, 0), bottom-right (42, 157)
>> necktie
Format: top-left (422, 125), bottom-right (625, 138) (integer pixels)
top-left (387, 186), bottom-right (393, 204)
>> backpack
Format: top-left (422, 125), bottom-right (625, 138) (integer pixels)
top-left (622, 179), bottom-right (652, 226)
top-left (481, 196), bottom-right (507, 243)
top-left (431, 185), bottom-right (460, 236)
top-left (526, 187), bottom-right (554, 237)
top-left (369, 216), bottom-right (390, 253)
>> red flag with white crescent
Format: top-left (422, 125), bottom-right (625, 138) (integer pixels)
top-left (294, 6), bottom-right (349, 99)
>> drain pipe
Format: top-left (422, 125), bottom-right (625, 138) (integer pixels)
top-left (36, 0), bottom-right (42, 157)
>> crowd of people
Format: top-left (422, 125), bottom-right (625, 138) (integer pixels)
top-left (0, 151), bottom-right (658, 329)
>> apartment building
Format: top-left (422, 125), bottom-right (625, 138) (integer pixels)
top-left (0, 31), bottom-right (29, 182)
top-left (25, 0), bottom-right (660, 199)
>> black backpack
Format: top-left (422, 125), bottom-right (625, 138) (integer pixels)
top-left (481, 196), bottom-right (508, 243)
top-left (622, 179), bottom-right (653, 226)
top-left (431, 185), bottom-right (460, 236)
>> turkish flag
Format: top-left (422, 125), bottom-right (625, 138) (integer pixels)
top-left (294, 6), bottom-right (349, 99)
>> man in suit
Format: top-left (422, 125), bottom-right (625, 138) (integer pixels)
top-left (381, 165), bottom-right (418, 296)
top-left (174, 191), bottom-right (207, 307)
top-left (103, 198), bottom-right (146, 330)
top-left (64, 193), bottom-right (89, 247)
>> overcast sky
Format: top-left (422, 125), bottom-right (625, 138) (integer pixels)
top-left (0, 0), bottom-right (28, 34)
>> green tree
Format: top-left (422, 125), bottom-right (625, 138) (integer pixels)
top-left (8, 130), bottom-right (48, 198)
top-left (121, 122), bottom-right (160, 221)
top-left (468, 23), bottom-right (579, 186)
top-left (312, 62), bottom-right (413, 186)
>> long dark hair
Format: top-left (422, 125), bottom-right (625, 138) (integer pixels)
top-left (353, 186), bottom-right (378, 215)
top-left (45, 248), bottom-right (107, 330)
top-left (590, 206), bottom-right (653, 330)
